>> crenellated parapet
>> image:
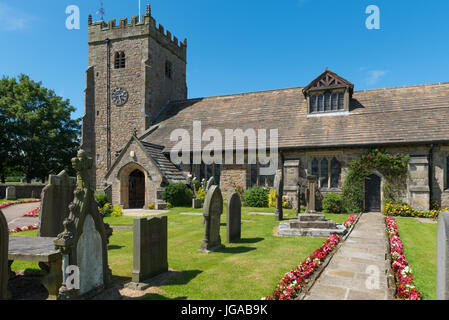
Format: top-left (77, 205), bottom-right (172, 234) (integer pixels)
top-left (88, 4), bottom-right (187, 62)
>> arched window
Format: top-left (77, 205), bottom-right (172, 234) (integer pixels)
top-left (312, 158), bottom-right (319, 177)
top-left (114, 52), bottom-right (126, 69)
top-left (320, 159), bottom-right (329, 188)
top-left (331, 157), bottom-right (340, 188)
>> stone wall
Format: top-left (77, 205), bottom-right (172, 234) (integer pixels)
top-left (220, 165), bottom-right (247, 199)
top-left (0, 184), bottom-right (45, 200)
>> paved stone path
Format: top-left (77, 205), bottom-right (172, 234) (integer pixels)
top-left (304, 212), bottom-right (392, 300)
top-left (1, 202), bottom-right (40, 230)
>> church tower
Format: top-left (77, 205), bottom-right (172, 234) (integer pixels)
top-left (82, 4), bottom-right (188, 189)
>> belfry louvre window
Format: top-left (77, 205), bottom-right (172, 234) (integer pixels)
top-left (114, 52), bottom-right (126, 69)
top-left (310, 157), bottom-right (341, 189)
top-left (310, 92), bottom-right (344, 113)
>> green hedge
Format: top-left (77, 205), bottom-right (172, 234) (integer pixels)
top-left (162, 182), bottom-right (193, 207)
top-left (242, 186), bottom-right (269, 208)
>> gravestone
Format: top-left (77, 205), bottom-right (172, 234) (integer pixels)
top-left (132, 216), bottom-right (168, 284)
top-left (55, 150), bottom-right (113, 300)
top-left (437, 211), bottom-right (449, 300)
top-left (38, 171), bottom-right (76, 238)
top-left (306, 176), bottom-right (317, 214)
top-left (227, 193), bottom-right (242, 243)
top-left (201, 185), bottom-right (224, 252)
top-left (5, 187), bottom-right (16, 201)
top-left (274, 173), bottom-right (284, 221)
top-left (0, 210), bottom-right (8, 300)
top-left (206, 177), bottom-right (217, 192)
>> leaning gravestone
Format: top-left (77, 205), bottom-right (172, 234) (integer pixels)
top-left (55, 150), bottom-right (113, 300)
top-left (38, 171), bottom-right (76, 238)
top-left (206, 177), bottom-right (217, 192)
top-left (200, 185), bottom-right (224, 252)
top-left (227, 193), bottom-right (241, 243)
top-left (274, 173), bottom-right (284, 221)
top-left (5, 187), bottom-right (16, 201)
top-left (0, 210), bottom-right (8, 300)
top-left (132, 217), bottom-right (168, 284)
top-left (437, 211), bottom-right (449, 300)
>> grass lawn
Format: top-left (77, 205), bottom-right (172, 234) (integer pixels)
top-left (395, 217), bottom-right (437, 300)
top-left (0, 198), bottom-right (38, 204)
top-left (11, 207), bottom-right (349, 300)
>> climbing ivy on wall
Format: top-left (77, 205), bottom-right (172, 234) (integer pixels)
top-left (342, 149), bottom-right (410, 213)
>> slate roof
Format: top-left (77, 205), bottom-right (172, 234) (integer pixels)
top-left (140, 142), bottom-right (186, 183)
top-left (141, 81), bottom-right (449, 152)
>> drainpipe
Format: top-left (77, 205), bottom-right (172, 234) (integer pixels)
top-left (429, 144), bottom-right (434, 209)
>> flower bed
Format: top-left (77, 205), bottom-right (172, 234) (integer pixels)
top-left (265, 234), bottom-right (341, 300)
top-left (0, 199), bottom-right (40, 210)
top-left (24, 206), bottom-right (40, 217)
top-left (385, 217), bottom-right (421, 300)
top-left (344, 215), bottom-right (358, 229)
top-left (383, 202), bottom-right (447, 219)
top-left (8, 224), bottom-right (39, 233)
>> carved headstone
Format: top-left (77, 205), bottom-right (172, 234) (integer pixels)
top-left (201, 185), bottom-right (224, 252)
top-left (0, 210), bottom-right (8, 300)
top-left (206, 177), bottom-right (217, 192)
top-left (55, 150), bottom-right (112, 300)
top-left (132, 217), bottom-right (168, 283)
top-left (437, 211), bottom-right (449, 300)
top-left (306, 176), bottom-right (317, 214)
top-left (274, 173), bottom-right (284, 221)
top-left (227, 193), bottom-right (242, 243)
top-left (5, 187), bottom-right (16, 201)
top-left (38, 171), bottom-right (76, 238)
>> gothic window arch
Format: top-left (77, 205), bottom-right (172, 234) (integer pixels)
top-left (309, 155), bottom-right (342, 190)
top-left (114, 52), bottom-right (126, 69)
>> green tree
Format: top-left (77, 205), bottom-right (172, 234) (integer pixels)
top-left (0, 74), bottom-right (81, 183)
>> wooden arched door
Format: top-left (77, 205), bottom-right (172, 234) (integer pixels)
top-left (129, 170), bottom-right (145, 209)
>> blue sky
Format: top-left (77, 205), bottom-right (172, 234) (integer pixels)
top-left (1, 0), bottom-right (448, 120)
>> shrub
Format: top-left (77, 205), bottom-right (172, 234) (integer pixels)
top-left (197, 188), bottom-right (206, 204)
top-left (99, 203), bottom-right (113, 217)
top-left (322, 193), bottom-right (345, 214)
top-left (268, 189), bottom-right (288, 208)
top-left (162, 183), bottom-right (193, 207)
top-left (242, 186), bottom-right (269, 208)
top-left (111, 205), bottom-right (123, 217)
top-left (95, 192), bottom-right (110, 208)
top-left (383, 201), bottom-right (447, 219)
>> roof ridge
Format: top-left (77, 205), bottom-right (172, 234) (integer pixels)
top-left (355, 81), bottom-right (449, 93)
top-left (168, 81), bottom-right (449, 105)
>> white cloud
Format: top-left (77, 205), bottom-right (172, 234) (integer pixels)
top-left (366, 70), bottom-right (387, 85)
top-left (0, 2), bottom-right (36, 31)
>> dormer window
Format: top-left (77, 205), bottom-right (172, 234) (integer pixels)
top-left (310, 91), bottom-right (345, 113)
top-left (114, 52), bottom-right (126, 69)
top-left (303, 68), bottom-right (354, 115)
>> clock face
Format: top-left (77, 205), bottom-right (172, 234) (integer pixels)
top-left (112, 87), bottom-right (129, 106)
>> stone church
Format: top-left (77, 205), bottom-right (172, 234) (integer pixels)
top-left (82, 5), bottom-right (449, 212)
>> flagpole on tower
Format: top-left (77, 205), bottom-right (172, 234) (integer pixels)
top-left (139, 0), bottom-right (141, 22)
